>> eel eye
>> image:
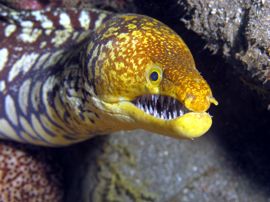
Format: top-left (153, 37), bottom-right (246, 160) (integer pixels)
top-left (150, 71), bottom-right (159, 81)
top-left (147, 66), bottom-right (163, 85)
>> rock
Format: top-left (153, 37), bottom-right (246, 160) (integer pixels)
top-left (0, 142), bottom-right (63, 202)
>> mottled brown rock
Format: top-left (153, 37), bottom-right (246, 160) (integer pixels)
top-left (0, 142), bottom-right (63, 202)
top-left (180, 0), bottom-right (270, 86)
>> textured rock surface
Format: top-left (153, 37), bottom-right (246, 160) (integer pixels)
top-left (181, 0), bottom-right (270, 87)
top-left (0, 142), bottom-right (63, 202)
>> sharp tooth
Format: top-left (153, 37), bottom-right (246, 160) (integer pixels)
top-left (144, 103), bottom-right (148, 112)
top-left (145, 105), bottom-right (149, 114)
top-left (160, 96), bottom-right (164, 106)
top-left (162, 111), bottom-right (166, 119)
top-left (180, 109), bottom-right (184, 116)
top-left (173, 111), bottom-right (177, 119)
top-left (144, 98), bottom-right (148, 109)
top-left (138, 98), bottom-right (141, 108)
top-left (156, 110), bottom-right (160, 118)
top-left (173, 98), bottom-right (176, 106)
top-left (158, 110), bottom-right (162, 118)
top-left (141, 101), bottom-right (145, 110)
top-left (137, 101), bottom-right (141, 109)
top-left (160, 111), bottom-right (163, 119)
top-left (149, 105), bottom-right (152, 114)
top-left (174, 104), bottom-right (177, 118)
top-left (154, 109), bottom-right (158, 118)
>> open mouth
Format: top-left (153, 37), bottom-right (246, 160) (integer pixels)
top-left (132, 95), bottom-right (190, 120)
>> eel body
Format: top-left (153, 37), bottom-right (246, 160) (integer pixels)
top-left (0, 5), bottom-right (217, 146)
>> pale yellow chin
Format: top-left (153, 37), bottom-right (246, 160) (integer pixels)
top-left (103, 101), bottom-right (212, 139)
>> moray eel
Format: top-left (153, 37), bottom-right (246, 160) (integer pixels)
top-left (0, 5), bottom-right (217, 146)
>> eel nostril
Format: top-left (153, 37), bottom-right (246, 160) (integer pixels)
top-left (209, 96), bottom-right (218, 106)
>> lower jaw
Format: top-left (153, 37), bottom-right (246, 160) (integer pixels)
top-left (138, 112), bottom-right (212, 139)
top-left (113, 102), bottom-right (212, 139)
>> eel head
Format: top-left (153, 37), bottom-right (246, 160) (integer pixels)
top-left (83, 14), bottom-right (218, 139)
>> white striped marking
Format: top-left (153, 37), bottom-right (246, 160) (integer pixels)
top-left (79, 10), bottom-right (90, 30)
top-left (40, 115), bottom-right (57, 133)
top-left (8, 53), bottom-right (39, 82)
top-left (94, 13), bottom-right (107, 29)
top-left (18, 79), bottom-right (31, 115)
top-left (19, 116), bottom-right (36, 137)
top-left (4, 24), bottom-right (17, 37)
top-left (43, 50), bottom-right (64, 69)
top-left (76, 31), bottom-right (91, 43)
top-left (0, 119), bottom-right (21, 141)
top-left (32, 10), bottom-right (54, 29)
top-left (14, 47), bottom-right (23, 52)
top-left (0, 81), bottom-right (6, 92)
top-left (31, 81), bottom-right (42, 111)
top-left (33, 52), bottom-right (51, 70)
top-left (51, 30), bottom-right (72, 47)
top-left (31, 114), bottom-right (52, 142)
top-left (19, 28), bottom-right (42, 43)
top-left (5, 95), bottom-right (18, 126)
top-left (20, 21), bottom-right (34, 28)
top-left (40, 41), bottom-right (47, 49)
top-left (59, 12), bottom-right (72, 29)
top-left (0, 48), bottom-right (9, 72)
